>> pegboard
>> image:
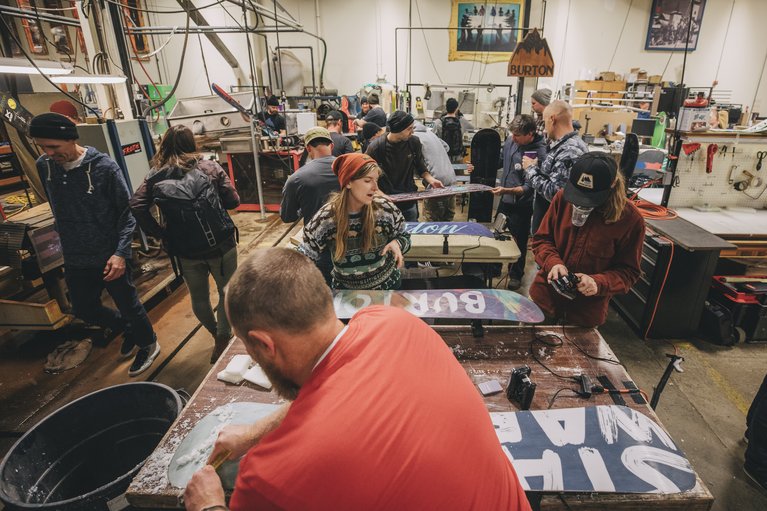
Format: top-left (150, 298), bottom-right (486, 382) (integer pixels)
top-left (667, 134), bottom-right (767, 209)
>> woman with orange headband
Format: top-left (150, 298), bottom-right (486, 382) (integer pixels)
top-left (298, 153), bottom-right (410, 290)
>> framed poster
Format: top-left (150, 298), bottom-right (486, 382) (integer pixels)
top-left (122, 0), bottom-right (151, 58)
top-left (43, 0), bottom-right (73, 54)
top-left (18, 0), bottom-right (48, 55)
top-left (645, 0), bottom-right (706, 51)
top-left (449, 1), bottom-right (525, 63)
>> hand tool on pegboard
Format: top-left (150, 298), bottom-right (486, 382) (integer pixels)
top-left (706, 143), bottom-right (718, 173)
top-left (682, 142), bottom-right (701, 156)
top-left (756, 151), bottom-right (766, 171)
top-left (682, 142), bottom-right (701, 172)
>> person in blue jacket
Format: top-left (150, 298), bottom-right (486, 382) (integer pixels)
top-left (30, 113), bottom-right (160, 377)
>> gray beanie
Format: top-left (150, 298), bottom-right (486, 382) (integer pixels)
top-left (531, 88), bottom-right (552, 106)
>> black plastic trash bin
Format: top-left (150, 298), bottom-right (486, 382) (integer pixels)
top-left (0, 382), bottom-right (182, 511)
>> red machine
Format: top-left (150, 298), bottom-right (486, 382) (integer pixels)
top-left (226, 150), bottom-right (302, 212)
top-left (700, 276), bottom-right (767, 344)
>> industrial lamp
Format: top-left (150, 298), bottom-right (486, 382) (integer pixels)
top-left (51, 73), bottom-right (127, 85)
top-left (0, 57), bottom-right (73, 76)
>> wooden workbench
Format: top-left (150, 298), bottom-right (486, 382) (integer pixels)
top-left (289, 229), bottom-right (520, 265)
top-left (126, 325), bottom-right (713, 510)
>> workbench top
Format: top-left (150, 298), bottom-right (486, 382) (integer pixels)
top-left (126, 325), bottom-right (713, 510)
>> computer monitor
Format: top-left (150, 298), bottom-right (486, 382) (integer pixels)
top-left (631, 118), bottom-right (656, 139)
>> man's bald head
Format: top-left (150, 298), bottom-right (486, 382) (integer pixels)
top-left (543, 100), bottom-right (572, 122)
top-left (542, 100), bottom-right (574, 140)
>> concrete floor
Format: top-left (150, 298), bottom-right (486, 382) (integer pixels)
top-left (1, 211), bottom-right (766, 510)
top-left (600, 308), bottom-right (767, 511)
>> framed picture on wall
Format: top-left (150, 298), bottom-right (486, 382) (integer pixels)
top-left (43, 0), bottom-right (73, 54)
top-left (18, 0), bottom-right (49, 55)
top-left (122, 0), bottom-right (152, 59)
top-left (449, 1), bottom-right (526, 63)
top-left (645, 0), bottom-right (706, 51)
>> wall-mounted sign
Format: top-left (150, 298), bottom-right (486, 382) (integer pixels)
top-left (121, 142), bottom-right (142, 156)
top-left (507, 28), bottom-right (554, 77)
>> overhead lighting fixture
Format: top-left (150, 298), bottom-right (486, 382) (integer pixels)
top-left (0, 57), bottom-right (73, 76)
top-left (51, 74), bottom-right (127, 85)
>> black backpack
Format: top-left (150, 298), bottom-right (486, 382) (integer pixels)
top-left (151, 167), bottom-right (235, 258)
top-left (441, 116), bottom-right (464, 157)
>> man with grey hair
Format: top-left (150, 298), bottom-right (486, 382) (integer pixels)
top-left (524, 100), bottom-right (587, 234)
top-left (183, 248), bottom-right (532, 511)
top-left (492, 114), bottom-right (547, 290)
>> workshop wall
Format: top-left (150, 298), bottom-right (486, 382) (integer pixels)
top-left (246, 0), bottom-right (767, 116)
top-left (113, 0), bottom-right (767, 118)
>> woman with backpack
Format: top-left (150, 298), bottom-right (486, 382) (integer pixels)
top-left (298, 153), bottom-right (410, 290)
top-left (130, 125), bottom-right (240, 363)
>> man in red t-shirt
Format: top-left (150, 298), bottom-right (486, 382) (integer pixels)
top-left (184, 247), bottom-right (531, 511)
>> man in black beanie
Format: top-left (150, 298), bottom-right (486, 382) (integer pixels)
top-left (366, 110), bottom-right (444, 221)
top-left (29, 113), bottom-right (160, 377)
top-left (257, 95), bottom-right (286, 135)
top-left (360, 122), bottom-right (384, 153)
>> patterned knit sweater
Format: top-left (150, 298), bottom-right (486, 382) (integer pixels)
top-left (298, 197), bottom-right (411, 290)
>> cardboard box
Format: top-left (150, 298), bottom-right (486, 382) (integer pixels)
top-left (599, 71), bottom-right (616, 81)
top-left (678, 107), bottom-right (711, 132)
top-left (648, 75), bottom-right (662, 85)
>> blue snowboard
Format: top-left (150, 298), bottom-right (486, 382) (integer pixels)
top-left (493, 405), bottom-right (696, 493)
top-left (405, 221), bottom-right (495, 237)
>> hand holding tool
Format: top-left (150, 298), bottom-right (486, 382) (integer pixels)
top-left (209, 449), bottom-right (232, 471)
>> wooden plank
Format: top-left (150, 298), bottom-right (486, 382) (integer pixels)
top-left (575, 80), bottom-right (627, 102)
top-left (407, 234), bottom-right (520, 264)
top-left (126, 325), bottom-right (713, 510)
top-left (576, 109), bottom-right (637, 136)
top-left (0, 298), bottom-right (70, 330)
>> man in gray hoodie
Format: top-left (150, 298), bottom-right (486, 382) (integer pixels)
top-left (30, 113), bottom-right (159, 377)
top-left (412, 121), bottom-right (457, 221)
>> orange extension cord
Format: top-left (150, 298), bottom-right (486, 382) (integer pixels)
top-left (629, 179), bottom-right (678, 220)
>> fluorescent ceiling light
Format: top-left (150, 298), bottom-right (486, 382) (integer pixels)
top-left (0, 57), bottom-right (73, 76)
top-left (51, 74), bottom-right (127, 85)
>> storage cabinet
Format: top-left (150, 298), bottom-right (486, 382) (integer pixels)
top-left (612, 217), bottom-right (735, 338)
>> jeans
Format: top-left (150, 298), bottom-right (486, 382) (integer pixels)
top-left (424, 196), bottom-right (456, 222)
top-left (745, 373), bottom-right (767, 477)
top-left (498, 202), bottom-right (533, 279)
top-left (398, 202), bottom-right (419, 222)
top-left (65, 263), bottom-right (155, 348)
top-left (179, 247), bottom-right (238, 339)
